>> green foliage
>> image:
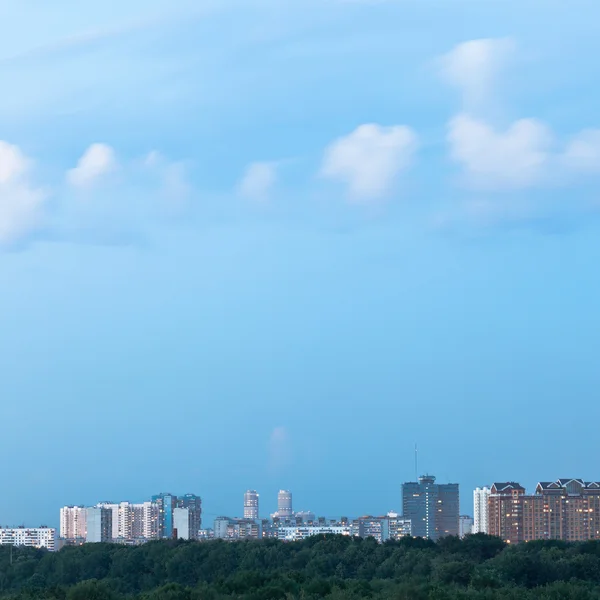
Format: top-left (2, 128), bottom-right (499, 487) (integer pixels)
top-left (0, 535), bottom-right (600, 599)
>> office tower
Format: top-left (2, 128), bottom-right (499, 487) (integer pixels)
top-left (152, 493), bottom-right (178, 539)
top-left (244, 490), bottom-right (259, 520)
top-left (177, 494), bottom-right (202, 539)
top-left (277, 490), bottom-right (293, 518)
top-left (402, 475), bottom-right (459, 540)
top-left (86, 507), bottom-right (113, 543)
top-left (459, 515), bottom-right (473, 538)
top-left (0, 527), bottom-right (56, 551)
top-left (473, 487), bottom-right (491, 534)
top-left (59, 506), bottom-right (87, 541)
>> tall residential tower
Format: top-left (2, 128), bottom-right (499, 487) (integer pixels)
top-left (244, 490), bottom-right (259, 520)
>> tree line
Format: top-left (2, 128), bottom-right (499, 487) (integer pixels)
top-left (1, 534), bottom-right (600, 599)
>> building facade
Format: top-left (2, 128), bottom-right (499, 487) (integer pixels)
top-left (459, 515), bottom-right (473, 538)
top-left (177, 494), bottom-right (202, 539)
top-left (473, 487), bottom-right (491, 534)
top-left (244, 490), bottom-right (259, 520)
top-left (214, 517), bottom-right (261, 540)
top-left (489, 479), bottom-right (600, 543)
top-left (59, 506), bottom-right (87, 541)
top-left (152, 493), bottom-right (178, 539)
top-left (86, 507), bottom-right (113, 543)
top-left (0, 527), bottom-right (56, 551)
top-left (278, 524), bottom-right (351, 541)
top-left (402, 475), bottom-right (459, 540)
top-left (276, 490), bottom-right (293, 518)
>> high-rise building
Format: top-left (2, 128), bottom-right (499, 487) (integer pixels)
top-left (152, 493), bottom-right (178, 539)
top-left (0, 527), bottom-right (56, 551)
top-left (86, 507), bottom-right (113, 543)
top-left (488, 482), bottom-right (526, 544)
top-left (173, 508), bottom-right (190, 540)
top-left (59, 506), bottom-right (87, 541)
top-left (402, 475), bottom-right (459, 540)
top-left (177, 494), bottom-right (202, 539)
top-left (473, 487), bottom-right (491, 534)
top-left (489, 479), bottom-right (600, 544)
top-left (459, 515), bottom-right (473, 538)
top-left (244, 490), bottom-right (259, 520)
top-left (95, 502), bottom-right (120, 540)
top-left (277, 490), bottom-right (293, 518)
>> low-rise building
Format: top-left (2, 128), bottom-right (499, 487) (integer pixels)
top-left (0, 527), bottom-right (56, 551)
top-left (214, 517), bottom-right (261, 540)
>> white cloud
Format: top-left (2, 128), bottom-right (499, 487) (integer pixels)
top-left (321, 123), bottom-right (417, 201)
top-left (440, 38), bottom-right (515, 111)
top-left (67, 143), bottom-right (117, 188)
top-left (563, 129), bottom-right (600, 172)
top-left (238, 161), bottom-right (277, 202)
top-left (268, 426), bottom-right (291, 473)
top-left (0, 141), bottom-right (47, 245)
top-left (448, 113), bottom-right (553, 189)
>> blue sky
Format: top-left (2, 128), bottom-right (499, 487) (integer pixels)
top-left (1, 0), bottom-right (600, 527)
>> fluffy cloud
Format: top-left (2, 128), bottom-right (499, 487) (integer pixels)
top-left (448, 113), bottom-right (553, 188)
top-left (0, 141), bottom-right (47, 245)
top-left (67, 143), bottom-right (117, 188)
top-left (321, 123), bottom-right (417, 201)
top-left (238, 162), bottom-right (277, 202)
top-left (440, 38), bottom-right (515, 111)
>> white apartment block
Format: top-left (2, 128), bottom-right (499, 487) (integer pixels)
top-left (278, 525), bottom-right (352, 541)
top-left (473, 487), bottom-right (491, 534)
top-left (60, 506), bottom-right (87, 540)
top-left (94, 502), bottom-right (158, 541)
top-left (0, 528), bottom-right (56, 551)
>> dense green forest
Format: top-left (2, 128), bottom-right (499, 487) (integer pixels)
top-left (2, 534), bottom-right (600, 599)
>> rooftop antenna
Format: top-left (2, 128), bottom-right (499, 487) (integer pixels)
top-left (414, 443), bottom-right (418, 482)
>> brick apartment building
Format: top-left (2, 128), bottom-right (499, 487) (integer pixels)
top-left (488, 479), bottom-right (600, 543)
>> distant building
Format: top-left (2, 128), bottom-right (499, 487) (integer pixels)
top-left (488, 482), bottom-right (526, 544)
top-left (214, 517), bottom-right (261, 540)
top-left (152, 493), bottom-right (178, 539)
top-left (173, 508), bottom-right (190, 540)
top-left (402, 475), bottom-right (459, 540)
top-left (244, 490), bottom-right (259, 520)
top-left (278, 523), bottom-right (351, 541)
top-left (177, 494), bottom-right (202, 539)
top-left (132, 502), bottom-right (159, 541)
top-left (86, 507), bottom-right (113, 543)
top-left (489, 479), bottom-right (600, 544)
top-left (387, 512), bottom-right (412, 539)
top-left (95, 502), bottom-right (120, 539)
top-left (295, 511), bottom-right (316, 523)
top-left (473, 487), bottom-right (491, 534)
top-left (351, 517), bottom-right (390, 543)
top-left (459, 515), bottom-right (473, 538)
top-left (0, 527), bottom-right (56, 551)
top-left (59, 506), bottom-right (87, 542)
top-left (273, 490), bottom-right (293, 518)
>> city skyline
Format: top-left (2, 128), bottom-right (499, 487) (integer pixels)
top-left (2, 0), bottom-right (600, 528)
